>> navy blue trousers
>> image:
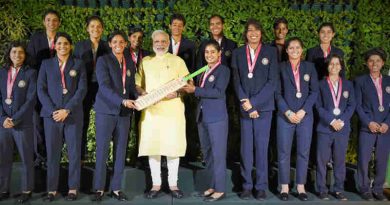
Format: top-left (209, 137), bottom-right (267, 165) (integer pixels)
top-left (277, 114), bottom-right (313, 185)
top-left (198, 119), bottom-right (228, 192)
top-left (316, 132), bottom-right (349, 193)
top-left (358, 131), bottom-right (390, 193)
top-left (240, 111), bottom-right (272, 191)
top-left (44, 117), bottom-right (82, 192)
top-left (0, 127), bottom-right (34, 192)
top-left (94, 113), bottom-right (131, 191)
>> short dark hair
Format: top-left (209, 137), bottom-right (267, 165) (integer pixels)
top-left (5, 41), bottom-right (27, 67)
top-left (243, 18), bottom-right (264, 43)
top-left (170, 13), bottom-right (186, 26)
top-left (42, 9), bottom-right (60, 21)
top-left (209, 14), bottom-right (225, 24)
top-left (318, 22), bottom-right (335, 33)
top-left (86, 15), bottom-right (104, 28)
top-left (364, 47), bottom-right (387, 62)
top-left (54, 32), bottom-right (73, 45)
top-left (285, 37), bottom-right (304, 49)
top-left (204, 39), bottom-right (221, 52)
top-left (108, 30), bottom-right (128, 42)
top-left (325, 54), bottom-right (345, 75)
top-left (273, 17), bottom-right (288, 29)
top-left (128, 26), bottom-right (144, 37)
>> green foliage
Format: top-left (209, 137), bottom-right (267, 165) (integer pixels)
top-left (1, 0), bottom-right (389, 165)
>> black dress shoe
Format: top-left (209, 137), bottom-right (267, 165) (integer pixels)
top-left (145, 190), bottom-right (161, 199)
top-left (110, 191), bottom-right (128, 201)
top-left (255, 190), bottom-right (266, 201)
top-left (279, 192), bottom-right (289, 201)
top-left (373, 192), bottom-right (388, 201)
top-left (17, 192), bottom-right (32, 203)
top-left (171, 189), bottom-right (184, 199)
top-left (298, 192), bottom-right (308, 201)
top-left (318, 192), bottom-right (329, 200)
top-left (194, 190), bottom-right (214, 197)
top-left (92, 192), bottom-right (104, 201)
top-left (65, 193), bottom-right (78, 201)
top-left (240, 189), bottom-right (252, 200)
top-left (361, 192), bottom-right (374, 201)
top-left (0, 192), bottom-right (10, 201)
top-left (334, 192), bottom-right (348, 201)
top-left (204, 193), bottom-right (225, 202)
top-left (43, 193), bottom-right (56, 202)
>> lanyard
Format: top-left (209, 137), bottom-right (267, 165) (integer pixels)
top-left (199, 62), bottom-right (220, 87)
top-left (326, 77), bottom-right (342, 109)
top-left (6, 67), bottom-right (20, 99)
top-left (246, 44), bottom-right (261, 74)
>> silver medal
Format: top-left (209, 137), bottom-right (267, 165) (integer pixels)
top-left (248, 73), bottom-right (253, 79)
top-left (296, 92), bottom-right (302, 98)
top-left (379, 105), bottom-right (385, 112)
top-left (333, 108), bottom-right (341, 116)
top-left (5, 98), bottom-right (12, 105)
top-left (62, 88), bottom-right (68, 95)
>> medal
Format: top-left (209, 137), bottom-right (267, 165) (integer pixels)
top-left (379, 105), bottom-right (385, 112)
top-left (5, 98), bottom-right (12, 105)
top-left (62, 88), bottom-right (68, 94)
top-left (296, 92), bottom-right (302, 98)
top-left (246, 44), bottom-right (261, 81)
top-left (123, 88), bottom-right (126, 95)
top-left (248, 73), bottom-right (253, 79)
top-left (371, 75), bottom-right (384, 113)
top-left (333, 108), bottom-right (341, 116)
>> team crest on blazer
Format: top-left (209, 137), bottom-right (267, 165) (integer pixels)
top-left (343, 91), bottom-right (349, 98)
top-left (69, 69), bottom-right (77, 77)
top-left (18, 80), bottom-right (26, 88)
top-left (225, 50), bottom-right (231, 57)
top-left (386, 86), bottom-right (390, 94)
top-left (127, 70), bottom-right (131, 77)
top-left (304, 74), bottom-right (310, 82)
top-left (208, 75), bottom-right (215, 82)
top-left (262, 58), bottom-right (269, 65)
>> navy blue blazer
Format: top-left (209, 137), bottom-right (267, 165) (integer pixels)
top-left (195, 64), bottom-right (230, 123)
top-left (196, 36), bottom-right (237, 68)
top-left (94, 53), bottom-right (138, 117)
top-left (73, 39), bottom-right (110, 85)
top-left (123, 47), bottom-right (151, 69)
top-left (355, 74), bottom-right (390, 132)
top-left (0, 65), bottom-right (37, 127)
top-left (269, 40), bottom-right (288, 62)
top-left (37, 56), bottom-right (87, 119)
top-left (276, 61), bottom-right (319, 116)
top-left (306, 45), bottom-right (345, 80)
top-left (168, 36), bottom-right (196, 73)
top-left (27, 31), bottom-right (55, 70)
top-left (316, 78), bottom-right (356, 134)
top-left (231, 44), bottom-right (279, 118)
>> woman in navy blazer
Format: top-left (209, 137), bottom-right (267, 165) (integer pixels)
top-left (92, 31), bottom-right (137, 202)
top-left (74, 15), bottom-right (110, 162)
top-left (183, 40), bottom-right (230, 202)
top-left (37, 32), bottom-right (87, 201)
top-left (0, 42), bottom-right (37, 203)
top-left (276, 37), bottom-right (319, 201)
top-left (306, 22), bottom-right (345, 80)
top-left (231, 18), bottom-right (278, 201)
top-left (315, 54), bottom-right (355, 201)
top-left (355, 48), bottom-right (390, 201)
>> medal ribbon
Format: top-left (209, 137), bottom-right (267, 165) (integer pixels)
top-left (323, 45), bottom-right (331, 58)
top-left (371, 75), bottom-right (383, 108)
top-left (246, 44), bottom-right (262, 74)
top-left (130, 49), bottom-right (143, 69)
top-left (199, 62), bottom-right (220, 87)
top-left (173, 38), bottom-right (181, 55)
top-left (59, 60), bottom-right (67, 91)
top-left (326, 77), bottom-right (342, 110)
top-left (7, 66), bottom-right (20, 99)
top-left (121, 57), bottom-right (127, 93)
top-left (291, 61), bottom-right (301, 93)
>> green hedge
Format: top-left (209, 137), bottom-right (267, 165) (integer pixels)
top-left (1, 0), bottom-right (389, 164)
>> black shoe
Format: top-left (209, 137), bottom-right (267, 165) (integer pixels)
top-left (255, 190), bottom-right (266, 201)
top-left (334, 192), bottom-right (348, 201)
top-left (240, 189), bottom-right (252, 200)
top-left (318, 192), bottom-right (329, 200)
top-left (195, 190), bottom-right (214, 197)
top-left (279, 192), bottom-right (289, 201)
top-left (170, 189), bottom-right (184, 199)
top-left (145, 190), bottom-right (161, 199)
top-left (17, 192), bottom-right (32, 203)
top-left (110, 191), bottom-right (128, 201)
top-left (373, 192), bottom-right (388, 201)
top-left (204, 193), bottom-right (225, 202)
top-left (65, 192), bottom-right (78, 201)
top-left (43, 193), bottom-right (56, 202)
top-left (92, 191), bottom-right (104, 201)
top-left (298, 192), bottom-right (308, 201)
top-left (360, 192), bottom-right (374, 201)
top-left (0, 192), bottom-right (10, 201)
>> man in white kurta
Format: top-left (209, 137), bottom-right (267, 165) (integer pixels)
top-left (135, 30), bottom-right (189, 199)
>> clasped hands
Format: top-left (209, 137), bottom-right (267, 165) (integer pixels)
top-left (330, 119), bottom-right (345, 131)
top-left (241, 99), bottom-right (259, 119)
top-left (368, 121), bottom-right (389, 134)
top-left (285, 109), bottom-right (306, 124)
